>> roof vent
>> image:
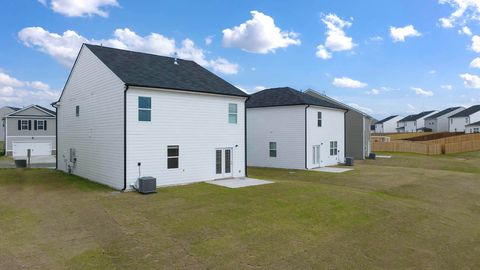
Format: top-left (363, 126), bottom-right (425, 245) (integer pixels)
top-left (174, 52), bottom-right (179, 65)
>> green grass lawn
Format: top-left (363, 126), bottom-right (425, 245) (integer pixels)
top-left (1, 153), bottom-right (480, 269)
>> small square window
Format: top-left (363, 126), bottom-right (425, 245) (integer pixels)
top-left (167, 145), bottom-right (179, 169)
top-left (228, 103), bottom-right (237, 124)
top-left (21, 120), bottom-right (29, 130)
top-left (269, 142), bottom-right (277, 157)
top-left (37, 120), bottom-right (44, 130)
top-left (138, 96), bottom-right (151, 122)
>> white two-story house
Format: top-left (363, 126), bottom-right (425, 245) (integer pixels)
top-left (448, 105), bottom-right (480, 133)
top-left (54, 44), bottom-right (248, 190)
top-left (424, 107), bottom-right (464, 132)
top-left (246, 87), bottom-right (346, 170)
top-left (374, 115), bottom-right (402, 133)
top-left (397, 110), bottom-right (437, 133)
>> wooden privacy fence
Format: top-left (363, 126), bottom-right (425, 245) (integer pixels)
top-left (372, 141), bottom-right (442, 155)
top-left (372, 133), bottom-right (480, 155)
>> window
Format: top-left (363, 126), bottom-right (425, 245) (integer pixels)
top-left (466, 117), bottom-right (469, 124)
top-left (317, 112), bottom-right (322, 127)
top-left (167, 145), bottom-right (179, 169)
top-left (75, 106), bottom-right (80, 117)
top-left (269, 142), bottom-right (277, 157)
top-left (330, 141), bottom-right (338, 156)
top-left (138, 96), bottom-right (151, 121)
top-left (37, 120), bottom-right (44, 130)
top-left (228, 103), bottom-right (237, 124)
top-left (450, 118), bottom-right (453, 124)
top-left (21, 120), bottom-right (29, 130)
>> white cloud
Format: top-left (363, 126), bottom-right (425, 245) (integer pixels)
top-left (18, 27), bottom-right (239, 74)
top-left (40, 0), bottom-right (119, 17)
top-left (460, 73), bottom-right (480, 88)
top-left (366, 88), bottom-right (380, 95)
top-left (347, 103), bottom-right (373, 114)
top-left (369, 36), bottom-right (383, 42)
top-left (441, 84), bottom-right (454, 90)
top-left (438, 0), bottom-right (480, 28)
top-left (332, 76), bottom-right (367, 88)
top-left (471, 35), bottom-right (480, 52)
top-left (411, 87), bottom-right (434, 96)
top-left (429, 70), bottom-right (437, 74)
top-left (205, 35), bottom-right (213, 45)
top-left (390, 25), bottom-right (421, 42)
top-left (470, 57), bottom-right (480, 68)
top-left (222, 10), bottom-right (300, 54)
top-left (316, 14), bottom-right (355, 59)
top-left (459, 26), bottom-right (473, 35)
top-left (0, 71), bottom-right (59, 107)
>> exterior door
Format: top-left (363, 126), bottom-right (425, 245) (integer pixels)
top-left (215, 148), bottom-right (233, 179)
top-left (312, 145), bottom-right (320, 167)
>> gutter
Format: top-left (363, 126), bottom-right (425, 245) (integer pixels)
top-left (304, 105), bottom-right (310, 169)
top-left (122, 84), bottom-right (129, 191)
top-left (245, 96), bottom-right (249, 177)
top-left (344, 110), bottom-right (348, 160)
top-left (51, 101), bottom-right (59, 169)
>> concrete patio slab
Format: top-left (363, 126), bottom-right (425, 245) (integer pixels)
top-left (376, 155), bottom-right (392, 159)
top-left (313, 167), bottom-right (353, 173)
top-left (206, 177), bottom-right (273, 189)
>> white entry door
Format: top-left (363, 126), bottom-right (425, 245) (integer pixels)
top-left (12, 142), bottom-right (52, 157)
top-left (215, 148), bottom-right (233, 179)
top-left (312, 145), bottom-right (321, 167)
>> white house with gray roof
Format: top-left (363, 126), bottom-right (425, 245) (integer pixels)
top-left (465, 121), bottom-right (480, 133)
top-left (397, 110), bottom-right (437, 133)
top-left (374, 115), bottom-right (403, 133)
top-left (0, 106), bottom-right (20, 140)
top-left (54, 44), bottom-right (248, 190)
top-left (3, 105), bottom-right (56, 157)
top-left (448, 105), bottom-right (480, 132)
top-left (424, 106), bottom-right (464, 132)
top-left (246, 87), bottom-right (346, 169)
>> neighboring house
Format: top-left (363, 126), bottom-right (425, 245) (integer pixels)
top-left (4, 105), bottom-right (56, 157)
top-left (424, 107), bottom-right (465, 132)
top-left (448, 105), bottom-right (480, 133)
top-left (0, 106), bottom-right (20, 140)
top-left (374, 115), bottom-right (402, 133)
top-left (465, 121), bottom-right (480, 133)
top-left (246, 87), bottom-right (346, 169)
top-left (396, 120), bottom-right (406, 133)
top-left (397, 111), bottom-right (437, 133)
top-left (305, 89), bottom-right (373, 160)
top-left (55, 44), bottom-right (248, 190)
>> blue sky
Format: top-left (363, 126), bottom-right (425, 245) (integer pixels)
top-left (1, 0), bottom-right (480, 119)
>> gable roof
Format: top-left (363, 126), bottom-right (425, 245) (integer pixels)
top-left (246, 87), bottom-right (346, 110)
top-left (466, 120), bottom-right (480, 127)
top-left (4, 106), bottom-right (20, 111)
top-left (5, 105), bottom-right (56, 117)
top-left (376, 115), bottom-right (399, 124)
top-left (449, 105), bottom-right (480, 118)
top-left (84, 44), bottom-right (247, 97)
top-left (398, 111), bottom-right (436, 122)
top-left (305, 89), bottom-right (372, 118)
top-left (424, 107), bottom-right (462, 120)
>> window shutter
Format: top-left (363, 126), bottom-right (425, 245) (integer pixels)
top-left (44, 120), bottom-right (47, 130)
top-left (28, 120), bottom-right (32, 130)
top-left (34, 120), bottom-right (37, 130)
top-left (18, 120), bottom-right (21, 130)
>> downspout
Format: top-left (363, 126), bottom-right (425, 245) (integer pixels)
top-left (122, 84), bottom-right (129, 191)
top-left (244, 96), bottom-right (249, 177)
top-left (304, 105), bottom-right (310, 169)
top-left (344, 110), bottom-right (348, 161)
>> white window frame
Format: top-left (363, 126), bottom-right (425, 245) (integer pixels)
top-left (138, 96), bottom-right (152, 122)
top-left (317, 112), bottom-right (322, 127)
top-left (228, 103), bottom-right (237, 124)
top-left (330, 141), bottom-right (338, 156)
top-left (21, 120), bottom-right (29, 130)
top-left (269, 142), bottom-right (277, 157)
top-left (37, 120), bottom-right (45, 130)
top-left (167, 145), bottom-right (179, 169)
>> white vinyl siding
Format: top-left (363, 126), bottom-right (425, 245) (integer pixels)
top-left (126, 87), bottom-right (246, 187)
top-left (247, 106), bottom-right (305, 169)
top-left (57, 45), bottom-right (125, 189)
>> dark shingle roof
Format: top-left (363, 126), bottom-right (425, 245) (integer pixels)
top-left (376, 115), bottom-right (399, 124)
top-left (466, 120), bottom-right (480, 127)
top-left (424, 107), bottom-right (462, 120)
top-left (246, 87), bottom-right (346, 110)
top-left (85, 44), bottom-right (247, 97)
top-left (6, 106), bottom-right (20, 111)
top-left (36, 105), bottom-right (56, 115)
top-left (398, 111), bottom-right (436, 122)
top-left (449, 105), bottom-right (480, 118)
